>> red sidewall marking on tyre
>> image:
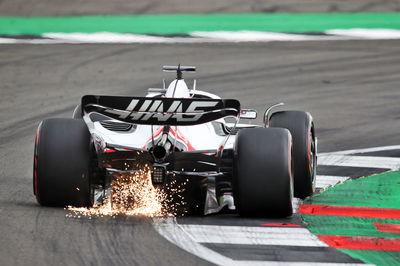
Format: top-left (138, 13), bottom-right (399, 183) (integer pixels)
top-left (33, 121), bottom-right (42, 198)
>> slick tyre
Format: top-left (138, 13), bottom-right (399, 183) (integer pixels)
top-left (269, 111), bottom-right (316, 199)
top-left (72, 104), bottom-right (83, 119)
top-left (33, 118), bottom-right (93, 207)
top-left (233, 128), bottom-right (293, 217)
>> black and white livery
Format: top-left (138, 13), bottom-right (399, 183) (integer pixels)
top-left (33, 65), bottom-right (317, 217)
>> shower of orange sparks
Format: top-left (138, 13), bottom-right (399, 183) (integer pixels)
top-left (66, 169), bottom-right (187, 218)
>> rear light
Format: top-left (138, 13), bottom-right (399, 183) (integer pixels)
top-left (152, 166), bottom-right (166, 185)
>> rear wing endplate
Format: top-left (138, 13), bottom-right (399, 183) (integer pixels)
top-left (82, 95), bottom-right (240, 126)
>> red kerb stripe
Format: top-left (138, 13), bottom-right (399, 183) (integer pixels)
top-left (299, 204), bottom-right (400, 219)
top-left (373, 223), bottom-right (400, 234)
top-left (318, 235), bottom-right (400, 251)
top-left (261, 223), bottom-right (301, 227)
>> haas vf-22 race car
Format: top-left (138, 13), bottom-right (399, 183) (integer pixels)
top-left (33, 65), bottom-right (317, 217)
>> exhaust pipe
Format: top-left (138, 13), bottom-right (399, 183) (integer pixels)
top-left (152, 132), bottom-right (173, 161)
top-left (152, 145), bottom-right (167, 160)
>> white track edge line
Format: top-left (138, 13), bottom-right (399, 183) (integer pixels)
top-left (153, 217), bottom-right (238, 266)
top-left (153, 218), bottom-right (368, 266)
top-left (318, 154), bottom-right (400, 170)
top-left (178, 224), bottom-right (328, 247)
top-left (2, 29), bottom-right (400, 44)
top-left (320, 145), bottom-right (400, 156)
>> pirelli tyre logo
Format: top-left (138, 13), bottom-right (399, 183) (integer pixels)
top-left (82, 96), bottom-right (240, 125)
top-left (105, 99), bottom-right (218, 122)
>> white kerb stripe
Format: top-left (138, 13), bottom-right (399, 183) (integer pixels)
top-left (190, 31), bottom-right (348, 41)
top-left (316, 175), bottom-right (349, 190)
top-left (2, 29), bottom-right (400, 45)
top-left (153, 217), bottom-right (234, 265)
top-left (153, 218), bottom-right (369, 266)
top-left (320, 145), bottom-right (400, 156)
top-left (292, 198), bottom-right (301, 213)
top-left (237, 262), bottom-right (373, 266)
top-left (326, 29), bottom-right (400, 39)
top-left (179, 224), bottom-right (328, 247)
top-left (318, 154), bottom-right (400, 170)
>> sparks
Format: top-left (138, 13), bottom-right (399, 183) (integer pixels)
top-left (66, 169), bottom-right (187, 218)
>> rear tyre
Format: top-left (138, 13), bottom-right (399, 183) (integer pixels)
top-left (33, 118), bottom-right (93, 207)
top-left (72, 104), bottom-right (82, 119)
top-left (233, 128), bottom-right (293, 217)
top-left (269, 111), bottom-right (316, 199)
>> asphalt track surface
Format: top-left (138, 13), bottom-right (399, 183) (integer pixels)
top-left (1, 40), bottom-right (400, 265)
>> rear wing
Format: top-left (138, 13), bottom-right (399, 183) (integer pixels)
top-left (82, 95), bottom-right (240, 126)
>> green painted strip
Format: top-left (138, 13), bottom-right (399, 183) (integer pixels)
top-left (306, 171), bottom-right (400, 209)
top-left (337, 250), bottom-right (400, 266)
top-left (302, 171), bottom-right (400, 265)
top-left (0, 13), bottom-right (400, 36)
top-left (301, 214), bottom-right (400, 238)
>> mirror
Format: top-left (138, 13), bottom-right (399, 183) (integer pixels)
top-left (240, 109), bottom-right (257, 119)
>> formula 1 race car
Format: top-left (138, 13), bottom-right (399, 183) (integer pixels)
top-left (33, 65), bottom-right (317, 217)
